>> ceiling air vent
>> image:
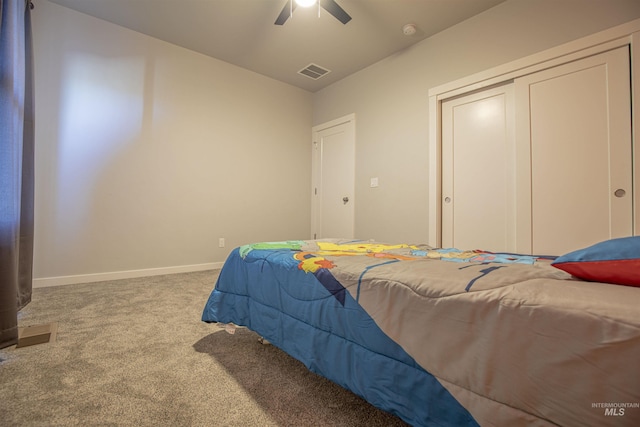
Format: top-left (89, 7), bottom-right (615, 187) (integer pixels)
top-left (298, 63), bottom-right (331, 80)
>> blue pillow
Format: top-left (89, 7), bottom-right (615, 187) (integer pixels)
top-left (551, 236), bottom-right (640, 287)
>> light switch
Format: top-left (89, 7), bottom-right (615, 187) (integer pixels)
top-left (370, 177), bottom-right (379, 188)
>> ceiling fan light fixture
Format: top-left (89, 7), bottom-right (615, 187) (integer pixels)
top-left (275, 0), bottom-right (351, 25)
top-left (295, 0), bottom-right (317, 8)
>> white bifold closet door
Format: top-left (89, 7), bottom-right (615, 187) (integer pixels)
top-left (515, 46), bottom-right (632, 255)
top-left (441, 46), bottom-right (632, 255)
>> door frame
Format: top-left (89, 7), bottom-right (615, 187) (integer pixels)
top-left (311, 113), bottom-right (356, 239)
top-left (428, 19), bottom-right (640, 248)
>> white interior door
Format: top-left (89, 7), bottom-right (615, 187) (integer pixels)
top-left (311, 115), bottom-right (355, 239)
top-left (441, 84), bottom-right (515, 252)
top-left (515, 46), bottom-right (633, 255)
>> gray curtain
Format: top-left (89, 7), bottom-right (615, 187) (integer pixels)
top-left (0, 0), bottom-right (35, 349)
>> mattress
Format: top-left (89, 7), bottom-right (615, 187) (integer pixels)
top-left (202, 239), bottom-right (640, 426)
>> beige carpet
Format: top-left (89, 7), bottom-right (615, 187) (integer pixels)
top-left (0, 271), bottom-right (408, 426)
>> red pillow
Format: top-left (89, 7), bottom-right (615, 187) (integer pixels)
top-left (551, 237), bottom-right (640, 287)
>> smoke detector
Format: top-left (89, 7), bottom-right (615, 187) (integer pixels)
top-left (402, 23), bottom-right (417, 36)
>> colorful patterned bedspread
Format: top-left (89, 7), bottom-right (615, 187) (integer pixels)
top-left (202, 239), bottom-right (640, 426)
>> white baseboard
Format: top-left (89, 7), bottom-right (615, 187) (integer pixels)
top-left (32, 262), bottom-right (224, 288)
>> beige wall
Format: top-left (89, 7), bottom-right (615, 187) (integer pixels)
top-left (312, 0), bottom-right (640, 243)
top-left (33, 1), bottom-right (313, 284)
top-left (32, 0), bottom-right (640, 284)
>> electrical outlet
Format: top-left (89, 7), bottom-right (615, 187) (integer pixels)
top-left (218, 238), bottom-right (225, 248)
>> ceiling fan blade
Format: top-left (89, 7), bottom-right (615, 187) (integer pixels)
top-left (320, 0), bottom-right (351, 24)
top-left (275, 0), bottom-right (297, 25)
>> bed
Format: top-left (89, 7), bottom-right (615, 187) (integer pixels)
top-left (201, 238), bottom-right (640, 426)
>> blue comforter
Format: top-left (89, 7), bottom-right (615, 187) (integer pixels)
top-left (202, 244), bottom-right (478, 426)
top-left (203, 240), bottom-right (640, 427)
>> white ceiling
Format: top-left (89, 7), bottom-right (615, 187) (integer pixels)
top-left (47, 0), bottom-right (507, 92)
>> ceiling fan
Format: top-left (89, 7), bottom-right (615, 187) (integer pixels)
top-left (275, 0), bottom-right (352, 26)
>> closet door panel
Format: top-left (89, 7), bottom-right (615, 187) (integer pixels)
top-left (442, 85), bottom-right (515, 251)
top-left (515, 47), bottom-right (632, 255)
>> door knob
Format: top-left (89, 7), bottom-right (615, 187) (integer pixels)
top-left (343, 197), bottom-right (349, 204)
top-left (614, 189), bottom-right (626, 198)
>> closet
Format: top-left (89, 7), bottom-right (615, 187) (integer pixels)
top-left (441, 84), bottom-right (516, 253)
top-left (431, 24), bottom-right (639, 255)
top-left (514, 47), bottom-right (632, 255)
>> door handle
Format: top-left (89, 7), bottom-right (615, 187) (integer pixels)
top-left (614, 189), bottom-right (626, 198)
